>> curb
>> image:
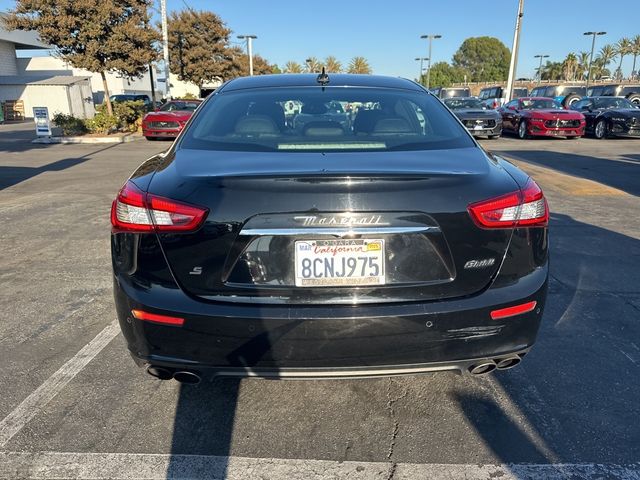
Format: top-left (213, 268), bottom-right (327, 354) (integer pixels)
top-left (32, 135), bottom-right (141, 144)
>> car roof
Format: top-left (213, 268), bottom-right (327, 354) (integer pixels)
top-left (517, 97), bottom-right (555, 101)
top-left (219, 74), bottom-right (424, 92)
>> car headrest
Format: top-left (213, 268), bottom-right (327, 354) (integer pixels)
top-left (234, 115), bottom-right (279, 135)
top-left (303, 121), bottom-right (345, 137)
top-left (248, 102), bottom-right (285, 129)
top-left (372, 117), bottom-right (414, 134)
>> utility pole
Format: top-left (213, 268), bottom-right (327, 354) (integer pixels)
top-left (504, 0), bottom-right (524, 103)
top-left (415, 57), bottom-right (428, 85)
top-left (238, 35), bottom-right (258, 76)
top-left (160, 0), bottom-right (171, 99)
top-left (584, 31), bottom-right (606, 91)
top-left (420, 34), bottom-right (442, 89)
top-left (534, 54), bottom-right (549, 85)
top-left (148, 63), bottom-right (156, 104)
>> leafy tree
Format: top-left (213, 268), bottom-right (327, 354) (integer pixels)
top-left (614, 38), bottom-right (632, 80)
top-left (591, 58), bottom-right (610, 80)
top-left (305, 56), bottom-right (321, 73)
top-left (5, 0), bottom-right (159, 115)
top-left (271, 64), bottom-right (282, 74)
top-left (347, 56), bottom-right (372, 74)
top-left (283, 61), bottom-right (303, 73)
top-left (597, 44), bottom-right (616, 69)
top-left (452, 37), bottom-right (510, 82)
top-left (426, 62), bottom-right (468, 87)
top-left (324, 56), bottom-right (342, 73)
top-left (167, 9), bottom-right (233, 88)
top-left (540, 61), bottom-right (563, 81)
top-left (562, 53), bottom-right (579, 81)
top-left (577, 51), bottom-right (591, 80)
top-left (632, 35), bottom-right (640, 79)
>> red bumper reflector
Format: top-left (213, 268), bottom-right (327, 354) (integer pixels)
top-left (132, 309), bottom-right (185, 326)
top-left (490, 301), bottom-right (537, 320)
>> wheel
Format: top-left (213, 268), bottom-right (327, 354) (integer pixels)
top-left (562, 94), bottom-right (580, 108)
top-left (627, 94), bottom-right (640, 106)
top-left (594, 119), bottom-right (608, 139)
top-left (489, 135), bottom-right (500, 139)
top-left (145, 136), bottom-right (157, 141)
top-left (517, 120), bottom-right (529, 139)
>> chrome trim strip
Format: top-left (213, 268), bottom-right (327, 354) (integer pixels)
top-left (239, 226), bottom-right (439, 236)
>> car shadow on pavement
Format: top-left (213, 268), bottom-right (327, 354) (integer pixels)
top-left (495, 148), bottom-right (640, 196)
top-left (0, 143), bottom-right (121, 190)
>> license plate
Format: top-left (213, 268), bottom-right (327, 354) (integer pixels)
top-left (473, 125), bottom-right (484, 130)
top-left (294, 239), bottom-right (385, 287)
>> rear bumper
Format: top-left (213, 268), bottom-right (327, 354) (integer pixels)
top-left (114, 261), bottom-right (548, 378)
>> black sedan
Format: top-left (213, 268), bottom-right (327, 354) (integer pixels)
top-left (443, 97), bottom-right (502, 138)
top-left (570, 96), bottom-right (640, 139)
top-left (111, 74), bottom-right (549, 383)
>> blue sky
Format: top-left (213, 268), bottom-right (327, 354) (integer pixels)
top-left (2, 0), bottom-right (639, 79)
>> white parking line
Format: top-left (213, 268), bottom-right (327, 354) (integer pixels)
top-left (0, 320), bottom-right (120, 448)
top-left (1, 452), bottom-right (640, 480)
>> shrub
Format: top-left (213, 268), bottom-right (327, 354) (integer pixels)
top-left (85, 107), bottom-right (118, 134)
top-left (181, 92), bottom-right (198, 99)
top-left (52, 112), bottom-right (87, 136)
top-left (112, 100), bottom-right (146, 132)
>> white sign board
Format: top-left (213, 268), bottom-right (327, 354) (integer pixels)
top-left (33, 107), bottom-right (52, 136)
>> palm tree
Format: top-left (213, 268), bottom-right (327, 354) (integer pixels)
top-left (305, 56), bottom-right (321, 73)
top-left (631, 35), bottom-right (640, 80)
top-left (578, 51), bottom-right (591, 80)
top-left (614, 38), bottom-right (632, 80)
top-left (597, 44), bottom-right (616, 69)
top-left (324, 56), bottom-right (342, 73)
top-left (283, 61), bottom-right (303, 74)
top-left (562, 53), bottom-right (579, 81)
top-left (591, 58), bottom-right (611, 80)
top-left (347, 56), bottom-right (372, 74)
top-left (541, 61), bottom-right (563, 80)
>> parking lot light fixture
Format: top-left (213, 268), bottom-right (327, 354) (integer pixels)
top-left (420, 35), bottom-right (442, 89)
top-left (237, 35), bottom-right (258, 76)
top-left (415, 57), bottom-right (428, 85)
top-left (534, 54), bottom-right (549, 85)
top-left (584, 31), bottom-right (606, 91)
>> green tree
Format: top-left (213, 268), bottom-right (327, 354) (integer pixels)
top-left (283, 61), bottom-right (303, 73)
top-left (347, 56), bottom-right (372, 74)
top-left (614, 38), bottom-right (632, 80)
top-left (305, 56), bottom-right (321, 73)
top-left (562, 53), bottom-right (579, 81)
top-left (168, 9), bottom-right (234, 87)
top-left (5, 0), bottom-right (159, 115)
top-left (426, 62), bottom-right (468, 87)
top-left (218, 46), bottom-right (274, 79)
top-left (597, 44), bottom-right (616, 69)
top-left (452, 37), bottom-right (510, 82)
top-left (324, 56), bottom-right (342, 73)
top-left (632, 35), bottom-right (640, 79)
top-left (541, 61), bottom-right (563, 81)
top-left (577, 51), bottom-right (591, 80)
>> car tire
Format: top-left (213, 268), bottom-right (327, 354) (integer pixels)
top-left (562, 94), bottom-right (581, 108)
top-left (489, 135), bottom-right (500, 139)
top-left (517, 120), bottom-right (529, 139)
top-left (145, 136), bottom-right (157, 141)
top-left (594, 119), bottom-right (608, 139)
top-left (627, 94), bottom-right (640, 106)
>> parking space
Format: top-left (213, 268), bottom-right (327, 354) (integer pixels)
top-left (1, 124), bottom-right (639, 479)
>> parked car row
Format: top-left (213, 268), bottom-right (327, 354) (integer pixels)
top-left (443, 95), bottom-right (640, 140)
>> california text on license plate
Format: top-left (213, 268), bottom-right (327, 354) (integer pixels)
top-left (294, 239), bottom-right (385, 287)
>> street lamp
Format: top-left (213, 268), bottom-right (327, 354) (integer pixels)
top-left (415, 57), bottom-right (428, 85)
top-left (534, 54), bottom-right (549, 85)
top-left (504, 0), bottom-right (525, 104)
top-left (237, 35), bottom-right (258, 76)
top-left (584, 31), bottom-right (606, 91)
top-left (420, 34), bottom-right (442, 89)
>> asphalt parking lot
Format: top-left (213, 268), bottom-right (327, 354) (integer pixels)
top-left (1, 123), bottom-right (639, 479)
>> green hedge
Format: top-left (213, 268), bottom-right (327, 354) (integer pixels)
top-left (52, 100), bottom-right (146, 136)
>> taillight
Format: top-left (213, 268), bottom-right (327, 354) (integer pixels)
top-left (111, 181), bottom-right (208, 233)
top-left (132, 309), bottom-right (184, 326)
top-left (467, 178), bottom-right (548, 229)
top-left (490, 301), bottom-right (537, 320)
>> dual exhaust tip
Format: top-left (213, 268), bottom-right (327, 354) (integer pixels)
top-left (146, 366), bottom-right (201, 384)
top-left (468, 355), bottom-right (522, 375)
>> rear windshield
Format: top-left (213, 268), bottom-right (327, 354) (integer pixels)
top-left (180, 87), bottom-right (475, 152)
top-left (513, 88), bottom-right (528, 98)
top-left (444, 98), bottom-right (485, 110)
top-left (160, 101), bottom-right (201, 111)
top-left (440, 88), bottom-right (471, 98)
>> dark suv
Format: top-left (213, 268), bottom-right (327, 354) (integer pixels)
top-left (600, 84), bottom-right (640, 105)
top-left (431, 87), bottom-right (472, 99)
top-left (529, 85), bottom-right (586, 107)
top-left (109, 94), bottom-right (154, 111)
top-left (479, 86), bottom-right (528, 109)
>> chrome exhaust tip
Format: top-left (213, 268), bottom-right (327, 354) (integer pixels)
top-left (146, 366), bottom-right (174, 381)
top-left (173, 371), bottom-right (201, 385)
top-left (495, 356), bottom-right (521, 370)
top-left (468, 361), bottom-right (496, 375)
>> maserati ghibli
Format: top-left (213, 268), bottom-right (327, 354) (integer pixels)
top-left (111, 74), bottom-right (549, 383)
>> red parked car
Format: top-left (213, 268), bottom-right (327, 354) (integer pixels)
top-left (142, 99), bottom-right (202, 140)
top-left (499, 97), bottom-right (585, 139)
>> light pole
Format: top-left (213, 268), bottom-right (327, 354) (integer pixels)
top-left (584, 31), bottom-right (606, 91)
top-left (415, 57), bottom-right (428, 85)
top-left (420, 34), bottom-right (442, 89)
top-left (534, 54), bottom-right (549, 85)
top-left (237, 35), bottom-right (258, 76)
top-left (504, 0), bottom-right (525, 104)
top-left (160, 0), bottom-right (170, 99)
